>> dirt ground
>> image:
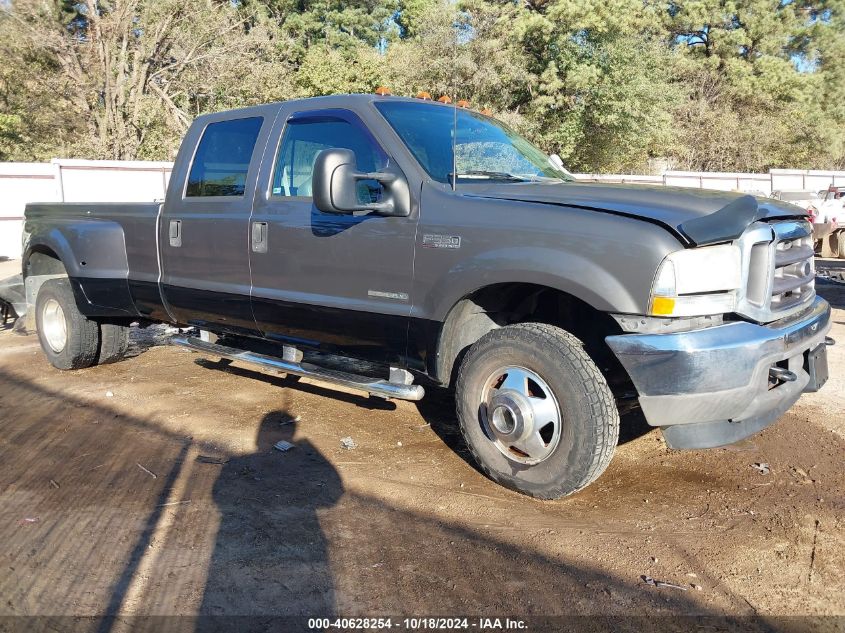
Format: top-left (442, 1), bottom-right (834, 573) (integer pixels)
top-left (0, 258), bottom-right (843, 631)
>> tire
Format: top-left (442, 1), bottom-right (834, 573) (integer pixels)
top-left (97, 322), bottom-right (131, 364)
top-left (455, 322), bottom-right (619, 499)
top-left (35, 278), bottom-right (99, 370)
top-left (821, 231), bottom-right (844, 258)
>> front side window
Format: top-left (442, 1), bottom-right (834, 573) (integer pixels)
top-left (186, 117), bottom-right (263, 197)
top-left (272, 113), bottom-right (388, 203)
top-left (375, 101), bottom-right (569, 184)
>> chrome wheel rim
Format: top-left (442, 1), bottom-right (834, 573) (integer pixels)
top-left (480, 366), bottom-right (562, 465)
top-left (42, 298), bottom-right (68, 353)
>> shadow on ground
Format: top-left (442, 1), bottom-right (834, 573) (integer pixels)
top-left (816, 277), bottom-right (845, 311)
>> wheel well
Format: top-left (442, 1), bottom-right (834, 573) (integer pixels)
top-left (23, 248), bottom-right (68, 308)
top-left (25, 248), bottom-right (67, 277)
top-left (436, 283), bottom-right (630, 393)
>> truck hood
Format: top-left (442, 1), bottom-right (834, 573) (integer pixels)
top-left (463, 181), bottom-right (807, 246)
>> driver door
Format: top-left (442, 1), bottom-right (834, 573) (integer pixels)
top-left (248, 107), bottom-right (418, 365)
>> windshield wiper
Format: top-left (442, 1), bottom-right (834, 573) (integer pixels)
top-left (451, 170), bottom-right (528, 182)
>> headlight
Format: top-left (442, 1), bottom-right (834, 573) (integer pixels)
top-left (649, 244), bottom-right (742, 317)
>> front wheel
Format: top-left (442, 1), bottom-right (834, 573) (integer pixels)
top-left (455, 323), bottom-right (619, 499)
top-left (35, 278), bottom-right (100, 370)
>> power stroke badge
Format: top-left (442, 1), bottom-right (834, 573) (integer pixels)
top-left (422, 234), bottom-right (461, 249)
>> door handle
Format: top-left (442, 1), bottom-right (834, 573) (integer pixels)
top-left (168, 220), bottom-right (182, 247)
top-left (252, 221), bottom-right (268, 253)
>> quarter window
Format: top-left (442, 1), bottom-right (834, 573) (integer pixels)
top-left (186, 117), bottom-right (263, 197)
top-left (273, 114), bottom-right (387, 203)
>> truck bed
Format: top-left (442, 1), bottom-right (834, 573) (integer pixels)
top-left (24, 202), bottom-right (162, 319)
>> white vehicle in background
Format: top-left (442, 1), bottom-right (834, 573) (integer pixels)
top-left (815, 187), bottom-right (845, 259)
top-left (770, 190), bottom-right (821, 214)
top-left (770, 190), bottom-right (838, 253)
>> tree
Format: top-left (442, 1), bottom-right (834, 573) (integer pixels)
top-left (294, 42), bottom-right (386, 97)
top-left (254, 0), bottom-right (399, 56)
top-left (395, 0), bottom-right (440, 37)
top-left (447, 0), bottom-right (681, 171)
top-left (665, 0), bottom-right (845, 171)
top-left (1, 0), bottom-right (843, 171)
top-left (0, 0), bottom-right (293, 160)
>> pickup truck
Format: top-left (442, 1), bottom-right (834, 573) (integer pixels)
top-left (22, 94), bottom-right (833, 499)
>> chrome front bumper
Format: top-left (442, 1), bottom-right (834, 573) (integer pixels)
top-left (606, 297), bottom-right (832, 449)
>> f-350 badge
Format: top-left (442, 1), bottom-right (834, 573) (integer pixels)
top-left (422, 234), bottom-right (461, 249)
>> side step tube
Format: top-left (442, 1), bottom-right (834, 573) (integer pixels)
top-left (170, 335), bottom-right (425, 402)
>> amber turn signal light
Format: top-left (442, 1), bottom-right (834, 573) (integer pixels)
top-left (649, 296), bottom-right (676, 316)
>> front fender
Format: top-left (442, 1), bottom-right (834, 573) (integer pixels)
top-left (414, 184), bottom-right (685, 324)
top-left (419, 246), bottom-right (648, 323)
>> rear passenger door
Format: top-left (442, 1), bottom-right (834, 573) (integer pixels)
top-left (159, 108), bottom-right (277, 333)
top-left (249, 108), bottom-right (418, 365)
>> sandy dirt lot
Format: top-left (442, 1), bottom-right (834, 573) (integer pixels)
top-left (0, 261), bottom-right (843, 631)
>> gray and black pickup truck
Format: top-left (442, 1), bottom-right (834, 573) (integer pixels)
top-left (22, 94), bottom-right (833, 499)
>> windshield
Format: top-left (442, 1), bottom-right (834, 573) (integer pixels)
top-left (375, 101), bottom-right (570, 184)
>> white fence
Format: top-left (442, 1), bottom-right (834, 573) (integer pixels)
top-left (1, 160), bottom-right (845, 259)
top-left (578, 169), bottom-right (845, 194)
top-left (0, 159), bottom-right (172, 259)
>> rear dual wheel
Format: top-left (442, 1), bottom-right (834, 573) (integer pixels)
top-left (455, 323), bottom-right (619, 499)
top-left (35, 278), bottom-right (130, 370)
top-left (98, 321), bottom-right (131, 364)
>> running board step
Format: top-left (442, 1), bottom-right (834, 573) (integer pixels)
top-left (170, 335), bottom-right (425, 401)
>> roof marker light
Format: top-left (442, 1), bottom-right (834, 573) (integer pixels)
top-left (437, 95), bottom-right (452, 104)
top-left (416, 91), bottom-right (432, 100)
top-left (374, 86), bottom-right (391, 96)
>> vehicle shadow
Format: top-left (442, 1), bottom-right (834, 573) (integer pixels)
top-left (125, 323), bottom-right (182, 359)
top-left (816, 277), bottom-right (845, 310)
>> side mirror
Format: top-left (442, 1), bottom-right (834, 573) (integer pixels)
top-left (312, 148), bottom-right (410, 217)
top-left (548, 153), bottom-right (575, 178)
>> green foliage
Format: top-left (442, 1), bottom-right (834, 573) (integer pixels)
top-left (0, 113), bottom-right (23, 160)
top-left (395, 0), bottom-right (440, 36)
top-left (295, 43), bottom-right (386, 97)
top-left (1, 0), bottom-right (843, 171)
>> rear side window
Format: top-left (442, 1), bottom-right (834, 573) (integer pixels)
top-left (186, 117), bottom-right (263, 197)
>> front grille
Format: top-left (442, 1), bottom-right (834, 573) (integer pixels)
top-left (771, 228), bottom-right (815, 312)
top-left (736, 220), bottom-right (815, 323)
